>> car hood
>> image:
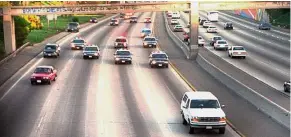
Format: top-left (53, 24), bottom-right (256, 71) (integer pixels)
top-left (32, 73), bottom-right (50, 77)
top-left (115, 55), bottom-right (131, 58)
top-left (152, 58), bottom-right (168, 61)
top-left (144, 41), bottom-right (157, 43)
top-left (43, 49), bottom-right (56, 52)
top-left (189, 108), bottom-right (225, 117)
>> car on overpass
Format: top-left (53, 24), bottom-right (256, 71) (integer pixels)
top-left (114, 36), bottom-right (128, 49)
top-left (109, 19), bottom-right (119, 26)
top-left (180, 91), bottom-right (226, 134)
top-left (83, 45), bottom-right (100, 59)
top-left (228, 46), bottom-right (247, 59)
top-left (130, 16), bottom-right (138, 23)
top-left (224, 22), bottom-right (233, 30)
top-left (144, 17), bottom-right (152, 23)
top-left (149, 50), bottom-right (169, 68)
top-left (114, 49), bottom-right (132, 64)
top-left (67, 22), bottom-right (79, 32)
top-left (89, 17), bottom-right (98, 23)
top-left (206, 26), bottom-right (217, 33)
top-left (283, 81), bottom-right (290, 92)
top-left (183, 33), bottom-right (205, 47)
top-left (30, 66), bottom-right (57, 85)
top-left (199, 18), bottom-right (207, 25)
top-left (258, 22), bottom-right (272, 30)
top-left (43, 43), bottom-right (61, 58)
top-left (173, 25), bottom-right (184, 32)
top-left (171, 12), bottom-right (180, 19)
top-left (70, 37), bottom-right (87, 50)
top-left (171, 19), bottom-right (179, 25)
top-left (143, 36), bottom-right (158, 48)
top-left (140, 28), bottom-right (152, 38)
top-left (214, 40), bottom-right (228, 50)
top-left (210, 36), bottom-right (223, 46)
top-left (203, 21), bottom-right (212, 28)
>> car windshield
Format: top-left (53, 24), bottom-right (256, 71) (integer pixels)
top-left (131, 17), bottom-right (137, 19)
top-left (218, 41), bottom-right (227, 44)
top-left (73, 39), bottom-right (85, 43)
top-left (233, 47), bottom-right (244, 50)
top-left (116, 38), bottom-right (126, 42)
top-left (34, 67), bottom-right (51, 74)
top-left (176, 26), bottom-right (182, 28)
top-left (116, 51), bottom-right (131, 55)
top-left (198, 37), bottom-right (203, 39)
top-left (85, 47), bottom-right (98, 51)
top-left (145, 38), bottom-right (156, 41)
top-left (190, 99), bottom-right (220, 108)
top-left (152, 54), bottom-right (167, 58)
top-left (214, 37), bottom-right (222, 40)
top-left (209, 26), bottom-right (215, 28)
top-left (142, 29), bottom-right (151, 33)
top-left (69, 22), bottom-right (78, 26)
top-left (111, 20), bottom-right (117, 22)
top-left (45, 45), bottom-right (56, 50)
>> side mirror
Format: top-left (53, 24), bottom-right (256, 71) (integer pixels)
top-left (221, 105), bottom-right (225, 108)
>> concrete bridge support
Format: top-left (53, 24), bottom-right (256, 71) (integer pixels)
top-left (188, 1), bottom-right (199, 59)
top-left (3, 7), bottom-right (16, 55)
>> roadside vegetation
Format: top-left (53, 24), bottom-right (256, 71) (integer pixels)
top-left (267, 9), bottom-right (290, 29)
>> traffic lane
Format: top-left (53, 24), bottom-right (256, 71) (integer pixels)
top-left (0, 19), bottom-right (118, 137)
top-left (218, 11), bottom-right (290, 40)
top-left (175, 13), bottom-right (290, 107)
top-left (125, 12), bottom-right (239, 136)
top-left (179, 13), bottom-right (290, 90)
top-left (198, 12), bottom-right (290, 58)
top-left (155, 12), bottom-right (290, 137)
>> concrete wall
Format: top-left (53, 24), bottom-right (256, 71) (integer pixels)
top-left (231, 9), bottom-right (270, 22)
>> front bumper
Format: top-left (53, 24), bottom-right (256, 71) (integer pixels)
top-left (71, 46), bottom-right (84, 50)
top-left (174, 29), bottom-right (183, 32)
top-left (43, 52), bottom-right (58, 57)
top-left (110, 23), bottom-right (118, 26)
top-left (215, 45), bottom-right (228, 49)
top-left (190, 122), bottom-right (226, 129)
top-left (83, 54), bottom-right (99, 58)
top-left (143, 43), bottom-right (157, 47)
top-left (150, 62), bottom-right (168, 67)
top-left (115, 58), bottom-right (132, 63)
top-left (31, 78), bottom-right (50, 83)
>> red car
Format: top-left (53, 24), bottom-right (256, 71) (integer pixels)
top-left (30, 66), bottom-right (57, 85)
top-left (144, 17), bottom-right (151, 23)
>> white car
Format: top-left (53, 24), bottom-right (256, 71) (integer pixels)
top-left (214, 40), bottom-right (228, 50)
top-left (207, 26), bottom-right (217, 33)
top-left (198, 36), bottom-right (205, 46)
top-left (181, 91), bottom-right (226, 134)
top-left (172, 12), bottom-right (180, 19)
top-left (228, 46), bottom-right (247, 59)
top-left (173, 25), bottom-right (184, 32)
top-left (203, 21), bottom-right (212, 28)
top-left (171, 19), bottom-right (179, 25)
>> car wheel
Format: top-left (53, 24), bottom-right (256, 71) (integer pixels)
top-left (189, 126), bottom-right (194, 134)
top-left (214, 46), bottom-right (216, 50)
top-left (115, 61), bottom-right (117, 64)
top-left (43, 56), bottom-right (46, 58)
top-left (165, 64), bottom-right (169, 68)
top-left (228, 53), bottom-right (231, 57)
top-left (151, 65), bottom-right (153, 68)
top-left (182, 114), bottom-right (187, 125)
top-left (47, 80), bottom-right (51, 85)
top-left (96, 56), bottom-right (99, 59)
top-left (53, 76), bottom-right (56, 81)
top-left (219, 127), bottom-right (225, 134)
top-left (129, 61), bottom-right (132, 64)
top-left (243, 56), bottom-right (246, 59)
top-left (231, 54), bottom-right (233, 58)
top-left (31, 81), bottom-right (35, 85)
top-left (284, 86), bottom-right (287, 92)
top-left (83, 56), bottom-right (86, 59)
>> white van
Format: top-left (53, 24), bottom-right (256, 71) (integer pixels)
top-left (180, 91), bottom-right (226, 134)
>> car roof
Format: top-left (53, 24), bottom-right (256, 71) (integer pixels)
top-left (46, 43), bottom-right (57, 46)
top-left (144, 36), bottom-right (156, 39)
top-left (36, 66), bottom-right (53, 69)
top-left (213, 36), bottom-right (222, 38)
top-left (116, 36), bottom-right (127, 39)
top-left (142, 28), bottom-right (151, 30)
top-left (73, 37), bottom-right (84, 40)
top-left (185, 91), bottom-right (218, 100)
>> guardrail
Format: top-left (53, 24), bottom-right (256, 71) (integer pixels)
top-left (162, 12), bottom-right (291, 129)
top-left (0, 42), bottom-right (30, 66)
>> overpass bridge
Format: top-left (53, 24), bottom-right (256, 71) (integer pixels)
top-left (0, 1), bottom-right (290, 58)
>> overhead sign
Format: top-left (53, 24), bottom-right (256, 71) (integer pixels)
top-left (0, 1), bottom-right (289, 16)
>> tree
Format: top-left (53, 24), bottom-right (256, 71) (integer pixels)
top-left (14, 16), bottom-right (30, 48)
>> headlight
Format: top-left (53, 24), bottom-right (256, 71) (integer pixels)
top-left (43, 77), bottom-right (49, 79)
top-left (94, 53), bottom-right (98, 56)
top-left (43, 52), bottom-right (46, 54)
top-left (152, 61), bottom-right (156, 64)
top-left (90, 19), bottom-right (92, 21)
top-left (115, 42), bottom-right (118, 46)
top-left (83, 53), bottom-right (87, 55)
top-left (191, 117), bottom-right (199, 122)
top-left (71, 44), bottom-right (75, 47)
top-left (31, 76), bottom-right (36, 79)
top-left (219, 117), bottom-right (226, 122)
top-left (164, 61), bottom-right (168, 64)
top-left (115, 58), bottom-right (120, 61)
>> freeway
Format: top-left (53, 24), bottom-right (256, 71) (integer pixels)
top-left (174, 11), bottom-right (290, 111)
top-left (180, 11), bottom-right (290, 92)
top-left (0, 12), bottom-right (241, 137)
top-left (155, 12), bottom-right (289, 137)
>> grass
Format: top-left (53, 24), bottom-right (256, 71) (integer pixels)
top-left (25, 14), bottom-right (104, 44)
top-left (271, 12), bottom-right (290, 29)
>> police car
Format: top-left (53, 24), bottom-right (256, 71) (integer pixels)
top-left (114, 48), bottom-right (132, 64)
top-left (143, 36), bottom-right (158, 48)
top-left (149, 50), bottom-right (169, 68)
top-left (70, 37), bottom-right (86, 50)
top-left (114, 36), bottom-right (128, 49)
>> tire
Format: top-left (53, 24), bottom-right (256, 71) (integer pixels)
top-left (219, 127), bottom-right (225, 134)
top-left (151, 65), bottom-right (153, 68)
top-left (284, 86), bottom-right (287, 92)
top-left (243, 56), bottom-right (246, 59)
top-left (31, 81), bottom-right (35, 85)
top-left (83, 56), bottom-right (86, 59)
top-left (53, 76), bottom-right (56, 81)
top-left (47, 80), bottom-right (51, 85)
top-left (115, 61), bottom-right (117, 64)
top-left (43, 56), bottom-right (46, 58)
top-left (165, 64), bottom-right (169, 68)
top-left (96, 56), bottom-right (99, 59)
top-left (129, 61), bottom-right (132, 64)
top-left (182, 114), bottom-right (187, 125)
top-left (189, 127), bottom-right (194, 134)
top-left (214, 46), bottom-right (216, 50)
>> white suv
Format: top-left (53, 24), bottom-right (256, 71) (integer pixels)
top-left (180, 91), bottom-right (226, 134)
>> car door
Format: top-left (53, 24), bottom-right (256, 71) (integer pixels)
top-left (184, 99), bottom-right (191, 121)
